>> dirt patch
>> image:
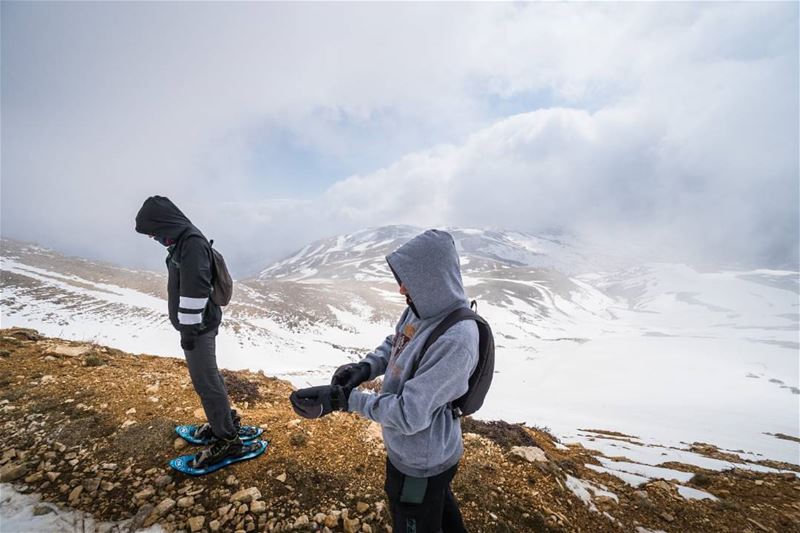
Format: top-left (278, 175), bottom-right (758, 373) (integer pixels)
top-left (220, 369), bottom-right (262, 404)
top-left (461, 418), bottom-right (542, 449)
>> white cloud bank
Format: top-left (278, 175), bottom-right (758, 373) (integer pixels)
top-left (1, 2), bottom-right (797, 274)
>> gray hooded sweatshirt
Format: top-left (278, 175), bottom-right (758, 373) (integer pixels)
top-left (348, 230), bottom-right (479, 478)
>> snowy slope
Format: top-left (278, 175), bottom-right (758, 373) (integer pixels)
top-left (1, 231), bottom-right (798, 465)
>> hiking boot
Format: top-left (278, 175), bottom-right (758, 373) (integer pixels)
top-left (194, 410), bottom-right (260, 442)
top-left (190, 436), bottom-right (246, 469)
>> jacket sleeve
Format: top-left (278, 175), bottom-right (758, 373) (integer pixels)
top-left (361, 334), bottom-right (394, 380)
top-left (177, 237), bottom-right (212, 335)
top-left (348, 323), bottom-right (479, 435)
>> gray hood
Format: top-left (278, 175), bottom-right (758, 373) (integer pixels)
top-left (386, 229), bottom-right (466, 319)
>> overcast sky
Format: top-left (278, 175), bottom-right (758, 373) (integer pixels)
top-left (2, 2), bottom-right (798, 276)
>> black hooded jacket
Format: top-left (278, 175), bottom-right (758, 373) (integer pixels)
top-left (135, 196), bottom-right (222, 337)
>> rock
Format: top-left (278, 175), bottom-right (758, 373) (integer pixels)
top-left (361, 524), bottom-right (372, 533)
top-left (130, 504), bottom-right (154, 531)
top-left (294, 515), bottom-right (309, 528)
top-left (143, 498), bottom-right (176, 527)
top-left (218, 504), bottom-right (233, 517)
top-left (660, 512), bottom-right (675, 523)
top-left (148, 396), bottom-right (159, 403)
top-left (155, 474), bottom-right (173, 488)
top-left (275, 473), bottom-right (287, 483)
top-left (356, 502), bottom-right (369, 514)
top-left (193, 408), bottom-right (206, 420)
top-left (187, 516), bottom-right (205, 532)
top-left (343, 517), bottom-right (360, 533)
top-left (313, 513), bottom-right (327, 524)
top-left (146, 383), bottom-right (160, 394)
top-left (508, 446), bottom-right (547, 463)
top-left (250, 500), bottom-right (267, 514)
top-left (286, 419), bottom-right (301, 429)
top-left (24, 471), bottom-right (43, 483)
top-left (177, 496), bottom-right (195, 508)
top-left (226, 475), bottom-right (239, 486)
top-left (651, 480), bottom-right (673, 492)
top-left (174, 438), bottom-right (188, 451)
top-left (747, 518), bottom-right (771, 532)
top-left (754, 479), bottom-right (764, 486)
top-left (0, 462), bottom-right (29, 482)
top-left (32, 504), bottom-right (54, 516)
top-left (46, 472), bottom-right (61, 482)
top-left (324, 513), bottom-right (340, 528)
top-left (231, 487), bottom-right (261, 503)
top-left (121, 420), bottom-right (137, 428)
top-left (40, 375), bottom-right (55, 384)
top-left (100, 481), bottom-right (114, 491)
top-left (82, 478), bottom-right (101, 493)
top-left (68, 485), bottom-right (83, 503)
top-left (237, 504), bottom-right (248, 514)
top-left (209, 519), bottom-right (221, 532)
top-left (125, 408), bottom-right (137, 415)
top-left (51, 344), bottom-right (90, 357)
top-left (135, 487), bottom-right (156, 501)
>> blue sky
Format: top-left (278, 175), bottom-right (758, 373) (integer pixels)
top-left (1, 2), bottom-right (797, 276)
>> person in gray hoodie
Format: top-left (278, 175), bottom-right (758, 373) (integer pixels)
top-left (290, 230), bottom-right (477, 533)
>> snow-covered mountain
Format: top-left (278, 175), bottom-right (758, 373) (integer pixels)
top-left (1, 229), bottom-right (798, 466)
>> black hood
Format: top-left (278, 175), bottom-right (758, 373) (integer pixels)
top-left (135, 196), bottom-right (194, 240)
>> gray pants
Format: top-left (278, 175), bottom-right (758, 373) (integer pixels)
top-left (183, 329), bottom-right (236, 440)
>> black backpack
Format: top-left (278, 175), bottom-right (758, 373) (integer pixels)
top-left (208, 239), bottom-right (233, 306)
top-left (410, 301), bottom-right (495, 418)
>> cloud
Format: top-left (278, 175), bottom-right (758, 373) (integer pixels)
top-left (1, 2), bottom-right (797, 274)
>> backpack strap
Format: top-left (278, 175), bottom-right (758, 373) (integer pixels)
top-left (410, 305), bottom-right (481, 377)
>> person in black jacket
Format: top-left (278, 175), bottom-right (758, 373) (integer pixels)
top-left (135, 196), bottom-right (255, 467)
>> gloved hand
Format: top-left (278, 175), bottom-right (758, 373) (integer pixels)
top-left (289, 385), bottom-right (348, 419)
top-left (331, 362), bottom-right (371, 389)
top-left (180, 332), bottom-right (197, 351)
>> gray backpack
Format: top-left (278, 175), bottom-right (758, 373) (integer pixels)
top-left (209, 240), bottom-right (233, 306)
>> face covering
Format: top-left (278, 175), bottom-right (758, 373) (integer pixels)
top-left (153, 235), bottom-right (174, 247)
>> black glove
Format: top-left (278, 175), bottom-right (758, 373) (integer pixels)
top-left (289, 385), bottom-right (348, 419)
top-left (331, 362), bottom-right (371, 389)
top-left (180, 332), bottom-right (197, 351)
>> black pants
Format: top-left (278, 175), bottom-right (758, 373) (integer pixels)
top-left (183, 329), bottom-right (236, 440)
top-left (385, 459), bottom-right (467, 533)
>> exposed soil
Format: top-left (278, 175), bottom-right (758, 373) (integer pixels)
top-left (1, 328), bottom-right (799, 533)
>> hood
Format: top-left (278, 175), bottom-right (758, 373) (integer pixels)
top-left (135, 196), bottom-right (194, 241)
top-left (386, 229), bottom-right (467, 319)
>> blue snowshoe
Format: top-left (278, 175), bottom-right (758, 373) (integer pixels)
top-left (170, 438), bottom-right (267, 476)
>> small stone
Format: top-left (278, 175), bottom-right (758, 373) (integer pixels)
top-left (294, 515), bottom-right (310, 528)
top-left (121, 420), bottom-right (137, 428)
top-left (361, 524), bottom-right (372, 533)
top-left (24, 471), bottom-right (43, 483)
top-left (46, 472), bottom-right (61, 482)
top-left (209, 519), bottom-right (221, 532)
top-left (174, 438), bottom-right (188, 451)
top-left (193, 408), bottom-right (205, 419)
top-left (356, 502), bottom-right (369, 514)
top-left (250, 500), bottom-right (267, 514)
top-left (237, 503), bottom-right (248, 514)
top-left (286, 419), bottom-right (301, 429)
top-left (155, 474), bottom-right (173, 487)
top-left (0, 463), bottom-right (29, 482)
top-left (32, 504), bottom-right (54, 516)
top-left (146, 383), bottom-right (160, 394)
top-left (68, 485), bottom-right (83, 503)
top-left (314, 513), bottom-right (327, 524)
top-left (100, 481), bottom-right (114, 491)
top-left (508, 446), bottom-right (547, 463)
top-left (226, 475), bottom-right (238, 486)
top-left (660, 512), bottom-right (675, 523)
top-left (177, 496), bottom-right (195, 508)
top-left (82, 478), bottom-right (101, 493)
top-left (187, 515), bottom-right (205, 532)
top-left (100, 463), bottom-right (117, 470)
top-left (218, 504), bottom-right (232, 517)
top-left (130, 504), bottom-right (154, 531)
top-left (135, 487), bottom-right (156, 501)
top-left (231, 487), bottom-right (261, 503)
top-left (754, 479), bottom-right (764, 486)
top-left (125, 408), bottom-right (137, 415)
top-left (275, 473), bottom-right (287, 483)
top-left (651, 480), bottom-right (673, 492)
top-left (324, 513), bottom-right (340, 528)
top-left (343, 517), bottom-right (360, 533)
top-left (148, 396), bottom-right (159, 403)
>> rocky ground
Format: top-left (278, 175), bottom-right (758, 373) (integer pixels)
top-left (0, 328), bottom-right (798, 533)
